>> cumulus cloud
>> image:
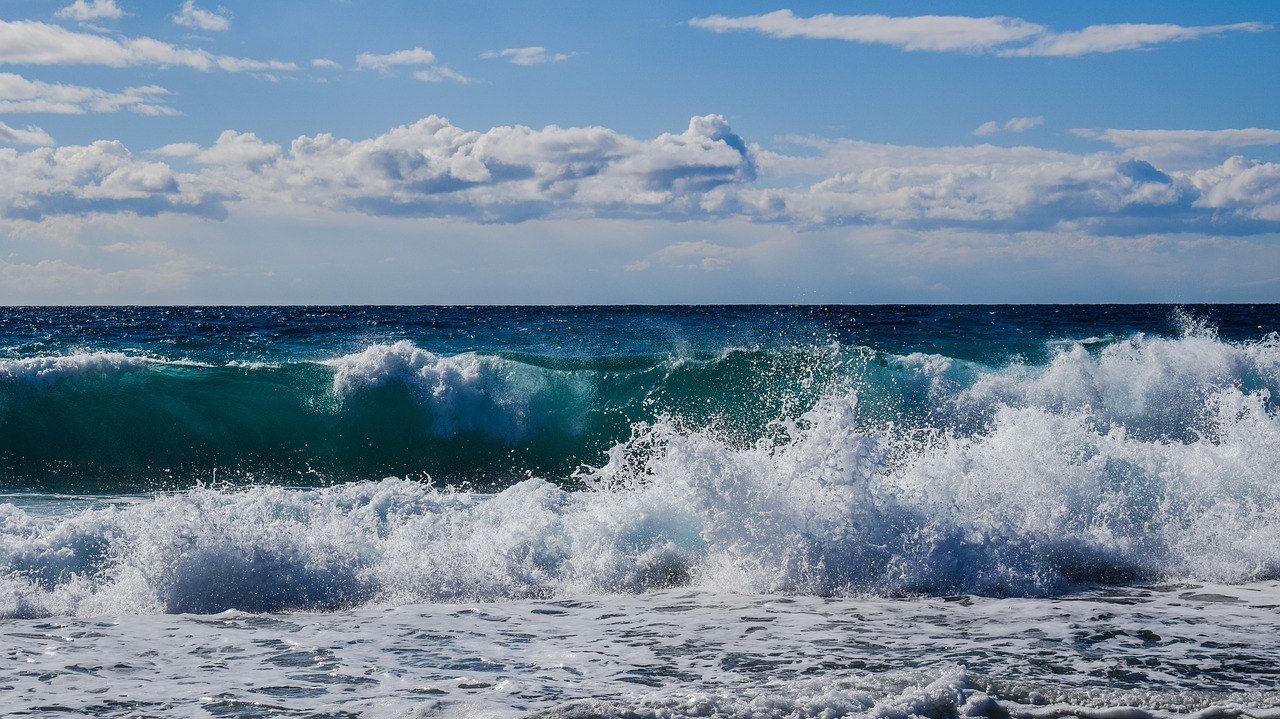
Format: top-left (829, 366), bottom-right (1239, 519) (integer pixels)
top-left (689, 10), bottom-right (1270, 57)
top-left (974, 116), bottom-right (1044, 136)
top-left (312, 58), bottom-right (340, 69)
top-left (0, 120), bottom-right (54, 146)
top-left (0, 140), bottom-right (226, 220)
top-left (481, 47), bottom-right (575, 66)
top-left (0, 72), bottom-right (176, 115)
top-left (739, 138), bottom-right (1280, 234)
top-left (55, 0), bottom-right (123, 22)
top-left (188, 130), bottom-right (280, 170)
top-left (173, 1), bottom-right (231, 32)
top-left (4, 116), bottom-right (1279, 238)
top-left (0, 19), bottom-right (295, 72)
top-left (355, 47), bottom-right (436, 73)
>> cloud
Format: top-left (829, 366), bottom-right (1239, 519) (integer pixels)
top-left (355, 47), bottom-right (436, 73)
top-left (188, 130), bottom-right (280, 170)
top-left (0, 140), bottom-right (226, 221)
top-left (689, 10), bottom-right (1270, 56)
top-left (162, 114), bottom-right (753, 222)
top-left (412, 67), bottom-right (472, 84)
top-left (5, 116), bottom-right (1279, 239)
top-left (740, 138), bottom-right (1280, 235)
top-left (354, 47), bottom-right (472, 83)
top-left (0, 120), bottom-right (54, 146)
top-left (1004, 22), bottom-right (1269, 57)
top-left (312, 58), bottom-right (341, 69)
top-left (0, 19), bottom-right (295, 72)
top-left (1072, 127), bottom-right (1280, 166)
top-left (173, 0), bottom-right (231, 32)
top-left (690, 11), bottom-right (1043, 52)
top-left (0, 72), bottom-right (177, 115)
top-left (481, 47), bottom-right (575, 66)
top-left (55, 0), bottom-right (123, 22)
top-left (974, 116), bottom-right (1044, 136)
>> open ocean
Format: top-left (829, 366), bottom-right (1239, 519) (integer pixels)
top-left (2, 304), bottom-right (1279, 718)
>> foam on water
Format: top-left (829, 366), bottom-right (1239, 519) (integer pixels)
top-left (4, 587), bottom-right (1280, 717)
top-left (1, 321), bottom-right (1278, 616)
top-left (322, 340), bottom-right (600, 442)
top-left (0, 350), bottom-right (199, 387)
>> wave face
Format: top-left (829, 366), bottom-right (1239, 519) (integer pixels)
top-left (1, 305), bottom-right (1278, 614)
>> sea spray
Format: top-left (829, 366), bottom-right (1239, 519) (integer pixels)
top-left (3, 370), bottom-right (1278, 616)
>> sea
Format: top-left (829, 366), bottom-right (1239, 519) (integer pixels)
top-left (1, 304), bottom-right (1278, 718)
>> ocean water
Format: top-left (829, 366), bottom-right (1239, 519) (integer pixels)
top-left (1, 305), bottom-right (1278, 718)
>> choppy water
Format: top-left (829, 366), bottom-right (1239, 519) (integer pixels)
top-left (1, 305), bottom-right (1278, 717)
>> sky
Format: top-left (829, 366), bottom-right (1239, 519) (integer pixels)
top-left (0, 0), bottom-right (1277, 304)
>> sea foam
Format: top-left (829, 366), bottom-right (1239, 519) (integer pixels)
top-left (2, 325), bottom-right (1278, 617)
top-left (323, 341), bottom-right (598, 441)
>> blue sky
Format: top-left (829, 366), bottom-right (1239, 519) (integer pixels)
top-left (0, 0), bottom-right (1277, 303)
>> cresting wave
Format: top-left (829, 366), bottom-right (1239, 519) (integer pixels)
top-left (2, 324), bottom-right (1278, 617)
top-left (0, 340), bottom-right (835, 489)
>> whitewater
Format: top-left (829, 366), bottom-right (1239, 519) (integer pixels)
top-left (1, 305), bottom-right (1277, 718)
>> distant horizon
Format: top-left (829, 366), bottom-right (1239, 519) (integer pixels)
top-left (1, 1), bottom-right (1278, 304)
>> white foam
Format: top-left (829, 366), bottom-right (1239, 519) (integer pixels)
top-left (322, 341), bottom-right (595, 441)
top-left (0, 351), bottom-right (163, 386)
top-left (3, 329), bottom-right (1277, 616)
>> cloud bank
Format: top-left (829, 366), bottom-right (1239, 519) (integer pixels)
top-left (0, 116), bottom-right (1276, 237)
top-left (689, 10), bottom-right (1270, 57)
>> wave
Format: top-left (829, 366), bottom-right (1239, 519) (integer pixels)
top-left (3, 321), bottom-right (1278, 614)
top-left (2, 351), bottom-right (1277, 615)
top-left (0, 341), bottom-right (839, 490)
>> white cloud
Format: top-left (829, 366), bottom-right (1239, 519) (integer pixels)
top-left (0, 140), bottom-right (224, 221)
top-left (173, 1), bottom-right (231, 32)
top-left (742, 138), bottom-right (1280, 233)
top-left (481, 47), bottom-right (574, 66)
top-left (1004, 116), bottom-right (1044, 133)
top-left (974, 116), bottom-right (1044, 136)
top-left (55, 0), bottom-right (123, 22)
top-left (0, 72), bottom-right (177, 115)
top-left (189, 130), bottom-right (280, 170)
top-left (3, 116), bottom-right (1279, 239)
top-left (1004, 22), bottom-right (1269, 57)
top-left (690, 10), bottom-right (1271, 57)
top-left (353, 47), bottom-right (471, 83)
top-left (355, 47), bottom-right (436, 73)
top-left (412, 67), bottom-right (472, 84)
top-left (152, 142), bottom-right (201, 157)
top-left (312, 58), bottom-right (341, 69)
top-left (1072, 127), bottom-right (1280, 166)
top-left (972, 121), bottom-right (1001, 137)
top-left (689, 11), bottom-right (1043, 52)
top-left (0, 19), bottom-right (295, 72)
top-left (0, 120), bottom-right (54, 146)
